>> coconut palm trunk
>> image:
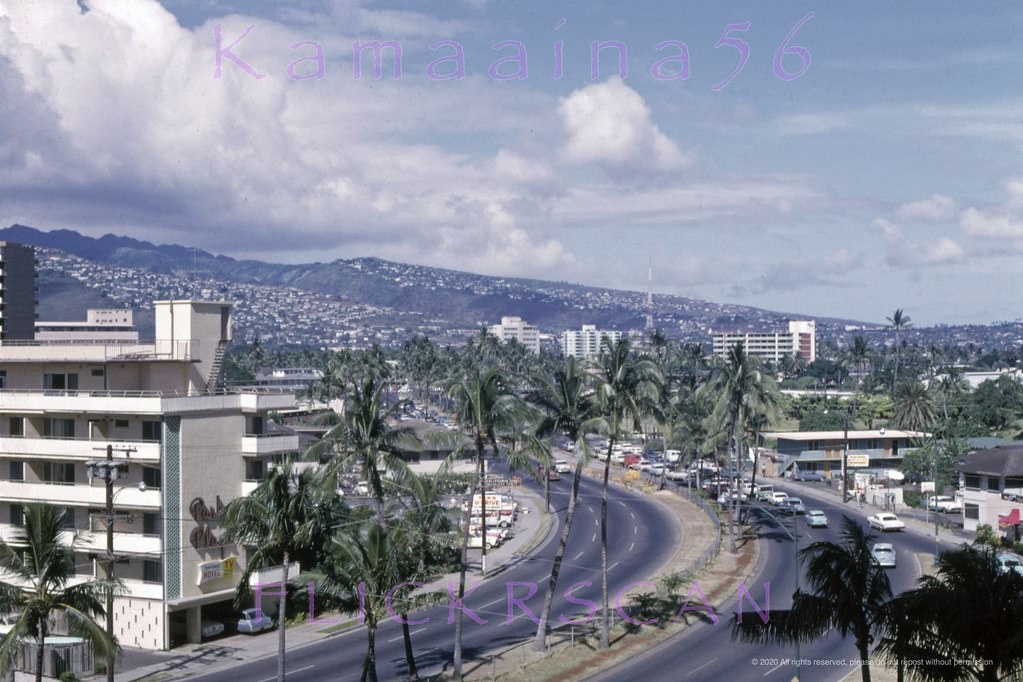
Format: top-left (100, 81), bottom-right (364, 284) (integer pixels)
top-left (452, 481), bottom-right (476, 680)
top-left (34, 622), bottom-right (45, 682)
top-left (599, 429), bottom-right (617, 649)
top-left (361, 622), bottom-right (378, 682)
top-left (400, 619), bottom-right (419, 681)
top-left (278, 548), bottom-right (288, 682)
top-left (533, 457), bottom-right (583, 651)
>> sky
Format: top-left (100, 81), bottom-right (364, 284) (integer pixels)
top-left (1, 1), bottom-right (1022, 326)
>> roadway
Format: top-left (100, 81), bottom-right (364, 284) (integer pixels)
top-left (590, 478), bottom-right (961, 682)
top-left (187, 464), bottom-right (681, 681)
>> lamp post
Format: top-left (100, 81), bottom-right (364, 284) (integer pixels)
top-left (756, 502), bottom-right (801, 681)
top-left (87, 445), bottom-right (140, 682)
top-left (841, 410), bottom-right (850, 504)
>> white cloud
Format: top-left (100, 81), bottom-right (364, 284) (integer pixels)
top-left (873, 217), bottom-right (966, 267)
top-left (558, 77), bottom-right (692, 178)
top-left (917, 237), bottom-right (966, 265)
top-left (895, 194), bottom-right (958, 222)
top-left (959, 207), bottom-right (1023, 240)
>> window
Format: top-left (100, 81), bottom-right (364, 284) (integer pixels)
top-left (249, 416), bottom-right (265, 436)
top-left (143, 513), bottom-right (160, 536)
top-left (43, 418), bottom-right (75, 439)
top-left (964, 475), bottom-right (981, 490)
top-left (43, 373), bottom-right (78, 391)
top-left (60, 507), bottom-right (75, 530)
top-left (965, 503), bottom-right (980, 520)
top-left (114, 419), bottom-right (129, 428)
top-left (143, 559), bottom-right (162, 584)
top-left (8, 461), bottom-right (23, 481)
top-left (8, 417), bottom-right (22, 437)
top-left (0, 370), bottom-right (5, 390)
top-left (43, 462), bottom-right (75, 484)
top-left (987, 477), bottom-right (1001, 493)
top-left (141, 421), bottom-right (161, 442)
top-left (9, 504), bottom-right (23, 527)
top-left (91, 368), bottom-right (104, 377)
top-left (142, 467), bottom-right (161, 490)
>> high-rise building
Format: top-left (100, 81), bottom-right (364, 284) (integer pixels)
top-left (712, 320), bottom-right (817, 363)
top-left (0, 242), bottom-right (37, 341)
top-left (488, 316), bottom-right (540, 353)
top-left (560, 325), bottom-right (623, 358)
top-left (0, 299), bottom-right (298, 649)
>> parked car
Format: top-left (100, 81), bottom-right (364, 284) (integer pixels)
top-left (926, 495), bottom-right (963, 513)
top-left (794, 470), bottom-right (825, 482)
top-left (201, 620), bottom-right (225, 639)
top-left (648, 463), bottom-right (666, 476)
top-left (628, 458), bottom-right (651, 471)
top-left (806, 510), bottom-right (829, 528)
top-left (868, 513), bottom-right (906, 532)
top-left (870, 543), bottom-right (897, 568)
top-left (997, 552), bottom-right (1023, 576)
top-left (353, 481), bottom-right (371, 496)
top-left (665, 468), bottom-right (689, 481)
top-left (237, 608), bottom-right (274, 634)
top-left (756, 485), bottom-right (775, 502)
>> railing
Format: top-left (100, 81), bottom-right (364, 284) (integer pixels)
top-left (0, 387), bottom-right (294, 398)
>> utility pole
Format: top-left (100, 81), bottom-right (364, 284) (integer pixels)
top-left (89, 444), bottom-right (136, 682)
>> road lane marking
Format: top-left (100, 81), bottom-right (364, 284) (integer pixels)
top-left (608, 561), bottom-right (619, 572)
top-left (628, 542), bottom-right (634, 552)
top-left (257, 666), bottom-right (314, 682)
top-left (591, 533), bottom-right (597, 543)
top-left (618, 500), bottom-right (627, 507)
top-left (685, 657), bottom-right (719, 677)
top-left (594, 518), bottom-right (599, 526)
top-left (634, 526), bottom-right (638, 535)
top-left (630, 512), bottom-right (636, 520)
top-left (764, 663), bottom-right (785, 676)
top-left (573, 550), bottom-right (584, 560)
top-left (387, 627), bottom-right (426, 643)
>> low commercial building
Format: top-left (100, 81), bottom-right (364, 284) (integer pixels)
top-left (764, 428), bottom-right (925, 478)
top-left (958, 444), bottom-right (1023, 537)
top-left (35, 308), bottom-right (139, 342)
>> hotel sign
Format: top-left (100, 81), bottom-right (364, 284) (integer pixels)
top-left (198, 556), bottom-right (237, 586)
top-left (846, 454), bottom-right (870, 468)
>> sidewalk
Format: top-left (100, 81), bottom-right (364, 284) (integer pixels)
top-left (117, 485), bottom-right (554, 682)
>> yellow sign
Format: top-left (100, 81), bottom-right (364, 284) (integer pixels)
top-left (222, 556), bottom-right (237, 577)
top-left (846, 454), bottom-right (870, 468)
top-left (198, 555), bottom-right (239, 586)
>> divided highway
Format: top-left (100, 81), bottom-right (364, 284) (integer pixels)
top-left (189, 466), bottom-right (680, 681)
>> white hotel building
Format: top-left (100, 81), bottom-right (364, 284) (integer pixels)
top-left (560, 325), bottom-right (622, 358)
top-left (489, 316), bottom-right (540, 353)
top-left (0, 299), bottom-right (298, 649)
top-left (712, 320), bottom-right (817, 364)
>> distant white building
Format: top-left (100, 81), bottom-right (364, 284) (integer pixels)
top-left (488, 316), bottom-right (540, 353)
top-left (35, 308), bottom-right (138, 342)
top-left (560, 325), bottom-right (622, 358)
top-left (712, 320), bottom-right (816, 364)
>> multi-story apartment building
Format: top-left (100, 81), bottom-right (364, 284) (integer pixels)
top-left (0, 299), bottom-right (298, 650)
top-left (0, 242), bottom-right (37, 341)
top-left (560, 325), bottom-right (622, 358)
top-left (712, 319), bottom-right (817, 364)
top-left (488, 316), bottom-right (540, 353)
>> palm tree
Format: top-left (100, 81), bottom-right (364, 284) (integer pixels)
top-left (0, 504), bottom-right (115, 682)
top-left (528, 356), bottom-right (605, 651)
top-left (893, 380), bottom-right (936, 432)
top-left (876, 545), bottom-right (1023, 681)
top-left (886, 309), bottom-right (912, 392)
top-left (847, 336), bottom-right (871, 392)
top-left (593, 338), bottom-right (661, 649)
top-left (702, 344), bottom-right (777, 552)
top-left (447, 366), bottom-right (524, 678)
top-left (732, 517), bottom-right (893, 682)
top-left (321, 521), bottom-right (413, 682)
top-left (220, 460), bottom-right (329, 682)
top-left (310, 374), bottom-right (419, 514)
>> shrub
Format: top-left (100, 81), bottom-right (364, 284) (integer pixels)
top-left (974, 524), bottom-right (998, 547)
top-left (903, 490), bottom-right (922, 508)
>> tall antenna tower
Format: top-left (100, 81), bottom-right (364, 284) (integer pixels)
top-left (644, 257), bottom-right (655, 334)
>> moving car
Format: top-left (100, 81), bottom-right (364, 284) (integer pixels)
top-left (868, 513), bottom-right (906, 532)
top-left (238, 608), bottom-right (274, 634)
top-left (793, 470), bottom-right (825, 482)
top-left (201, 620), bottom-right (225, 639)
top-left (806, 510), bottom-right (829, 528)
top-left (554, 459), bottom-right (572, 474)
top-left (870, 543), bottom-right (897, 568)
top-left (926, 495), bottom-right (963, 513)
top-left (783, 497), bottom-right (807, 515)
top-left (770, 492), bottom-right (790, 506)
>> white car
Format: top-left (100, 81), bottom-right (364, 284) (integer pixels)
top-left (997, 553), bottom-right (1023, 576)
top-left (665, 468), bottom-right (689, 481)
top-left (871, 543), bottom-right (897, 568)
top-left (868, 513), bottom-right (906, 532)
top-left (806, 510), bottom-right (829, 528)
top-left (770, 492), bottom-right (790, 506)
top-left (926, 495), bottom-right (963, 513)
top-left (554, 459), bottom-right (572, 474)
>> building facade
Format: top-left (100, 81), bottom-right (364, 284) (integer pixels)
top-left (0, 242), bottom-right (37, 341)
top-left (560, 325), bottom-right (622, 358)
top-left (35, 308), bottom-right (139, 342)
top-left (488, 316), bottom-right (540, 353)
top-left (765, 428), bottom-right (924, 478)
top-left (958, 444), bottom-right (1023, 536)
top-left (712, 320), bottom-right (817, 363)
top-left (0, 300), bottom-right (298, 650)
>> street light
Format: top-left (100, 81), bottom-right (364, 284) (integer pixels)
top-left (87, 446), bottom-right (142, 682)
top-left (755, 502), bottom-right (801, 681)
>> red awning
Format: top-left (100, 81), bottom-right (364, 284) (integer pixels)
top-left (998, 508), bottom-right (1021, 526)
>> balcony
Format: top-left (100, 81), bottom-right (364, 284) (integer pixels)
top-left (0, 480), bottom-right (160, 509)
top-left (0, 437), bottom-right (160, 462)
top-left (241, 433), bottom-right (299, 456)
top-left (0, 389), bottom-right (296, 416)
top-left (75, 530), bottom-right (163, 556)
top-left (120, 578), bottom-right (164, 600)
